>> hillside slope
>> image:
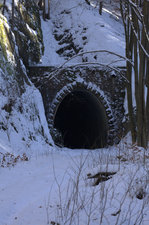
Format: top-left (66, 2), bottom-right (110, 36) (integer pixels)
top-left (0, 0), bottom-right (53, 162)
top-left (40, 0), bottom-right (125, 66)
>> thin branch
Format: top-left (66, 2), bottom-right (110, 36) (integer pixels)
top-left (65, 62), bottom-right (129, 83)
top-left (37, 49), bottom-right (134, 86)
top-left (38, 60), bottom-right (129, 88)
top-left (125, 0), bottom-right (149, 43)
top-left (58, 50), bottom-right (134, 69)
top-left (128, 15), bottom-right (149, 58)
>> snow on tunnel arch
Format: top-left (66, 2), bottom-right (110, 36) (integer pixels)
top-left (49, 80), bottom-right (115, 149)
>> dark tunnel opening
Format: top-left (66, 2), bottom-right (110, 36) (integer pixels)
top-left (54, 90), bottom-right (108, 149)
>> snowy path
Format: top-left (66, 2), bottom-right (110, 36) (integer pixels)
top-left (1, 148), bottom-right (149, 225)
top-left (0, 150), bottom-right (82, 225)
top-left (1, 149), bottom-right (104, 225)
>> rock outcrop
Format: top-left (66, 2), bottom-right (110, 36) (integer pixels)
top-left (0, 1), bottom-right (52, 159)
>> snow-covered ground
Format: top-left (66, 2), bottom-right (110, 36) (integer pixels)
top-left (0, 142), bottom-right (149, 225)
top-left (40, 0), bottom-right (125, 66)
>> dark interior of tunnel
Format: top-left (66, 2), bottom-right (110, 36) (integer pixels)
top-left (54, 90), bottom-right (108, 149)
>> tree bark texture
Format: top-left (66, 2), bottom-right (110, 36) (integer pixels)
top-left (120, 0), bottom-right (149, 148)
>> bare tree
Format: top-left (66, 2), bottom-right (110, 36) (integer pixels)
top-left (120, 0), bottom-right (149, 148)
top-left (2, 0), bottom-right (6, 15)
top-left (47, 0), bottom-right (50, 19)
top-left (41, 0), bottom-right (50, 20)
top-left (42, 0), bottom-right (46, 20)
top-left (12, 0), bottom-right (14, 30)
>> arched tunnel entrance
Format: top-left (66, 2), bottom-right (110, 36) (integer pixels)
top-left (54, 90), bottom-right (108, 149)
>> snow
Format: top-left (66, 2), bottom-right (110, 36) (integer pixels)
top-left (1, 1), bottom-right (149, 224)
top-left (0, 10), bottom-right (53, 157)
top-left (26, 24), bottom-right (37, 36)
top-left (40, 19), bottom-right (65, 65)
top-left (0, 84), bottom-right (53, 157)
top-left (39, 0), bottom-right (125, 67)
top-left (0, 146), bottom-right (149, 225)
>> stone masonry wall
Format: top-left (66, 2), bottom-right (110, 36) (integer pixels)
top-left (29, 65), bottom-right (126, 145)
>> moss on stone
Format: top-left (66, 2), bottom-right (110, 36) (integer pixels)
top-left (0, 12), bottom-right (30, 94)
top-left (0, 0), bottom-right (44, 92)
top-left (0, 15), bottom-right (15, 79)
top-left (0, 15), bottom-right (10, 60)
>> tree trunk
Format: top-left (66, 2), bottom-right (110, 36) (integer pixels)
top-left (43, 0), bottom-right (46, 20)
top-left (99, 2), bottom-right (103, 15)
top-left (132, 6), bottom-right (139, 142)
top-left (12, 0), bottom-right (14, 30)
top-left (2, 0), bottom-right (6, 15)
top-left (137, 0), bottom-right (148, 148)
top-left (120, 0), bottom-right (149, 148)
top-left (144, 0), bottom-right (149, 144)
top-left (47, 0), bottom-right (50, 19)
top-left (126, 4), bottom-right (136, 143)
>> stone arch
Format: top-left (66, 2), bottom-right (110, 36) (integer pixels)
top-left (48, 79), bottom-right (116, 148)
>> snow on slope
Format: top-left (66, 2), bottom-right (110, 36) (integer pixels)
top-left (40, 0), bottom-right (125, 66)
top-left (0, 147), bottom-right (149, 225)
top-left (0, 10), bottom-right (53, 159)
top-left (0, 83), bottom-right (53, 157)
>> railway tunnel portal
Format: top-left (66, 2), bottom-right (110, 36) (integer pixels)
top-left (28, 65), bottom-right (125, 149)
